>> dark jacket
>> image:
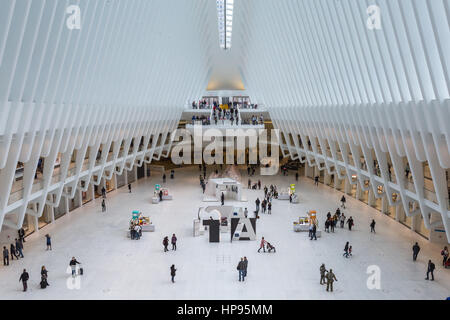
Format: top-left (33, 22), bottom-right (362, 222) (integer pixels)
top-left (428, 262), bottom-right (435, 271)
top-left (15, 240), bottom-right (23, 250)
top-left (170, 266), bottom-right (176, 276)
top-left (237, 261), bottom-right (245, 271)
top-left (19, 272), bottom-right (29, 282)
top-left (69, 259), bottom-right (80, 266)
top-left (3, 248), bottom-right (8, 258)
top-left (413, 244), bottom-right (420, 254)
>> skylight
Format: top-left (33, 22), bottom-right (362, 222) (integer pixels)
top-left (217, 0), bottom-right (233, 50)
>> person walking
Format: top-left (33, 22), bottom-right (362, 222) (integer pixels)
top-left (237, 258), bottom-right (245, 282)
top-left (425, 260), bottom-right (435, 281)
top-left (15, 238), bottom-right (24, 258)
top-left (412, 242), bottom-right (420, 261)
top-left (258, 180), bottom-right (261, 190)
top-left (163, 236), bottom-right (169, 252)
top-left (343, 242), bottom-right (350, 258)
top-left (170, 265), bottom-right (177, 283)
top-left (370, 220), bottom-right (376, 233)
top-left (255, 198), bottom-right (260, 212)
top-left (101, 186), bottom-right (106, 198)
top-left (19, 269), bottom-right (29, 292)
top-left (326, 269), bottom-right (338, 292)
top-left (314, 176), bottom-right (319, 186)
top-left (340, 195), bottom-right (346, 208)
top-left (267, 201), bottom-right (272, 215)
top-left (40, 266), bottom-right (49, 288)
top-left (10, 243), bottom-right (18, 260)
top-left (347, 216), bottom-right (354, 231)
top-left (320, 264), bottom-right (327, 285)
top-left (45, 234), bottom-right (52, 250)
top-left (441, 246), bottom-right (449, 267)
top-left (69, 257), bottom-right (81, 277)
top-left (171, 234), bottom-right (177, 251)
top-left (159, 189), bottom-right (163, 202)
top-left (101, 199), bottom-right (106, 212)
top-left (258, 237), bottom-right (266, 253)
top-left (243, 257), bottom-right (248, 280)
top-left (163, 174), bottom-right (166, 183)
top-left (330, 217), bottom-right (335, 233)
top-left (244, 207), bottom-right (248, 218)
top-left (128, 183), bottom-right (132, 193)
top-left (18, 228), bottom-right (26, 243)
top-left (221, 192), bottom-right (225, 206)
top-left (295, 172), bottom-right (299, 181)
top-left (310, 223), bottom-right (317, 240)
top-left (340, 214), bottom-right (345, 228)
top-left (3, 246), bottom-right (9, 266)
top-left (324, 219), bottom-right (330, 233)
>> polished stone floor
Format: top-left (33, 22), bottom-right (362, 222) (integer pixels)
top-left (0, 166), bottom-right (449, 300)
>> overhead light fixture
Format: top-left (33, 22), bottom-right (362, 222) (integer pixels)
top-left (217, 0), bottom-right (233, 50)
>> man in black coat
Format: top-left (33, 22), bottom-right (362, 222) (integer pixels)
top-left (19, 269), bottom-right (29, 292)
top-left (18, 228), bottom-right (26, 242)
top-left (425, 260), bottom-right (435, 281)
top-left (412, 242), bottom-right (420, 261)
top-left (3, 246), bottom-right (9, 266)
top-left (15, 238), bottom-right (24, 258)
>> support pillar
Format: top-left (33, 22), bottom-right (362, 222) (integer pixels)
top-left (356, 182), bottom-right (363, 200)
top-left (77, 189), bottom-right (82, 208)
top-left (395, 203), bottom-right (404, 222)
top-left (91, 183), bottom-right (95, 201)
top-left (65, 195), bottom-right (70, 214)
top-left (304, 163), bottom-right (310, 177)
top-left (324, 171), bottom-right (331, 186)
top-left (381, 195), bottom-right (389, 214)
top-left (113, 173), bottom-right (118, 190)
top-left (344, 179), bottom-right (351, 195)
top-left (368, 189), bottom-right (376, 207)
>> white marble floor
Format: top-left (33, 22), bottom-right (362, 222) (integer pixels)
top-left (0, 166), bottom-right (449, 300)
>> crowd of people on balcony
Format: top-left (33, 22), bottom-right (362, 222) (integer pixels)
top-left (191, 100), bottom-right (212, 109)
top-left (191, 115), bottom-right (211, 125)
top-left (190, 99), bottom-right (259, 110)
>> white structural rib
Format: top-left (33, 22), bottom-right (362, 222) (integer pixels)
top-left (233, 0), bottom-right (450, 242)
top-left (0, 0), bottom-right (215, 232)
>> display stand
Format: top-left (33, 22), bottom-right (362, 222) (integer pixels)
top-left (293, 211), bottom-right (321, 237)
top-left (128, 211), bottom-right (154, 237)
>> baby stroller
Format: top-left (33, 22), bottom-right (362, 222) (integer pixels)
top-left (267, 242), bottom-right (276, 253)
top-left (445, 259), bottom-right (450, 269)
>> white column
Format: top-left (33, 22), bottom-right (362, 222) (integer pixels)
top-left (381, 195), bottom-right (389, 214)
top-left (324, 171), bottom-right (331, 185)
top-left (344, 179), bottom-right (351, 195)
top-left (395, 203), bottom-right (403, 222)
top-left (91, 183), bottom-right (95, 201)
top-left (368, 189), bottom-right (376, 207)
top-left (65, 195), bottom-right (70, 214)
